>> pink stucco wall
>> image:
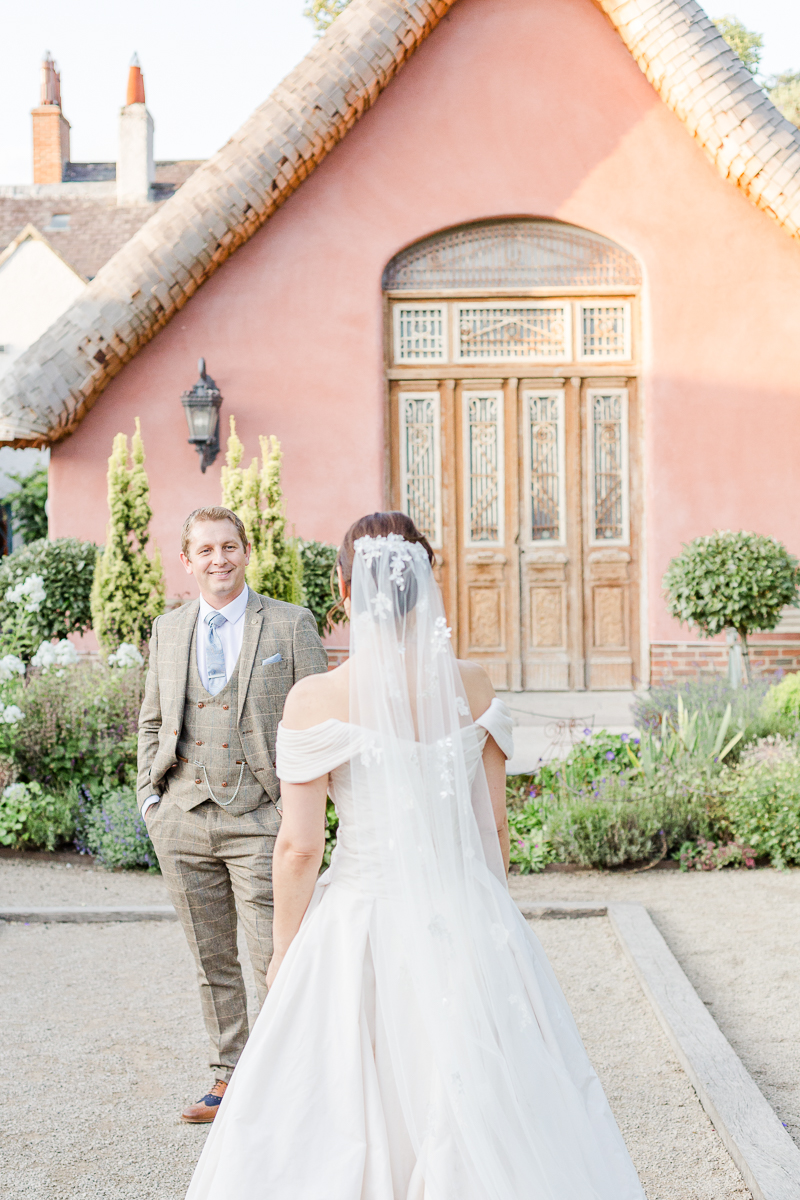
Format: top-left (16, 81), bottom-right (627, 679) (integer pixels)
top-left (49, 0), bottom-right (800, 645)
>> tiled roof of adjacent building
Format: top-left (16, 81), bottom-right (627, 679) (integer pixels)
top-left (1, 0), bottom-right (800, 446)
top-left (0, 162), bottom-right (203, 280)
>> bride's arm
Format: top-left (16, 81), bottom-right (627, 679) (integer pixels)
top-left (459, 661), bottom-right (511, 877)
top-left (267, 773), bottom-right (328, 988)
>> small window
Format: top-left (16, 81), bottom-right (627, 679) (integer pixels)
top-left (46, 214), bottom-right (70, 231)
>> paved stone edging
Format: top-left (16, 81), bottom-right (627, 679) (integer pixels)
top-left (0, 906), bottom-right (177, 922)
top-left (606, 901), bottom-right (800, 1200)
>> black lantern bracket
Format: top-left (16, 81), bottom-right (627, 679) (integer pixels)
top-left (181, 358), bottom-right (223, 473)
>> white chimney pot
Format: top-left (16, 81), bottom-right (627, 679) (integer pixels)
top-left (118, 103), bottom-right (154, 206)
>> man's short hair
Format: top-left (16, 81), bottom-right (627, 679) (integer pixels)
top-left (181, 507), bottom-right (248, 557)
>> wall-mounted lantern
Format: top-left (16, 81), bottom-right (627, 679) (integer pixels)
top-left (181, 358), bottom-right (222, 473)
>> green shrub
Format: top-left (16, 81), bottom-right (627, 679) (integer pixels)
top-left (0, 780), bottom-right (79, 850)
top-left (633, 676), bottom-right (771, 735)
top-left (91, 420), bottom-right (165, 653)
top-left (78, 784), bottom-right (158, 871)
top-left (727, 761), bottom-right (800, 868)
top-left (508, 799), bottom-right (553, 873)
top-left (10, 660), bottom-right (144, 791)
top-left (663, 530), bottom-right (800, 682)
top-left (299, 540), bottom-right (347, 637)
top-left (762, 674), bottom-right (800, 725)
top-left (4, 466), bottom-right (48, 544)
top-left (221, 418), bottom-right (303, 605)
top-left (0, 538), bottom-right (99, 659)
top-left (677, 838), bottom-right (756, 871)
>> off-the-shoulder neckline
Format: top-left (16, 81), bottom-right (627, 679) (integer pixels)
top-left (278, 696), bottom-right (507, 737)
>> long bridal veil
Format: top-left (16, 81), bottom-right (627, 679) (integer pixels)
top-left (348, 534), bottom-right (642, 1200)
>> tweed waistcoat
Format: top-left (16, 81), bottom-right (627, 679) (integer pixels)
top-left (166, 623), bottom-right (269, 816)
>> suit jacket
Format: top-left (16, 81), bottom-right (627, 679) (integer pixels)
top-left (137, 589), bottom-right (329, 812)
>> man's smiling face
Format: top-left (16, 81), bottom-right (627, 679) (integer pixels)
top-left (180, 518), bottom-right (251, 608)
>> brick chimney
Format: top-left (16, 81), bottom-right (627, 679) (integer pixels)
top-left (117, 53), bottom-right (154, 206)
top-left (31, 52), bottom-right (70, 184)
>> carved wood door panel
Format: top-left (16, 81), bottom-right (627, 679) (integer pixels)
top-left (390, 375), bottom-right (640, 690)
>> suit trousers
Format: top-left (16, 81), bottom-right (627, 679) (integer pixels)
top-left (147, 795), bottom-right (281, 1081)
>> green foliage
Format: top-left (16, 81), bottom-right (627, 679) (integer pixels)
top-left (304, 0), bottom-right (350, 33)
top-left (713, 15), bottom-right (763, 74)
top-left (727, 760), bottom-right (800, 868)
top-left (10, 660), bottom-right (144, 791)
top-left (767, 71), bottom-right (800, 128)
top-left (78, 784), bottom-right (158, 871)
top-left (663, 530), bottom-right (800, 679)
top-left (632, 696), bottom-right (744, 778)
top-left (4, 467), bottom-right (48, 543)
top-left (633, 676), bottom-right (770, 738)
top-left (221, 418), bottom-right (304, 605)
top-left (91, 419), bottom-right (165, 653)
top-left (0, 780), bottom-right (79, 850)
top-left (544, 763), bottom-right (730, 869)
top-left (299, 540), bottom-right (346, 637)
top-left (507, 797), bottom-right (553, 873)
top-left (677, 837), bottom-right (755, 871)
top-left (762, 673), bottom-right (800, 724)
top-left (323, 797), bottom-right (339, 868)
top-left (0, 538), bottom-right (98, 659)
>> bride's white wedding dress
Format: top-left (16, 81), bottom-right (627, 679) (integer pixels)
top-left (187, 536), bottom-right (645, 1200)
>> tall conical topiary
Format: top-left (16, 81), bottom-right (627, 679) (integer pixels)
top-left (91, 418), bottom-right (165, 652)
top-left (220, 417), bottom-right (303, 604)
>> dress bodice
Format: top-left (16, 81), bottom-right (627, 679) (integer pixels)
top-left (276, 698), bottom-right (513, 893)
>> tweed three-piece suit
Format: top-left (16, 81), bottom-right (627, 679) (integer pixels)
top-left (137, 588), bottom-right (328, 1080)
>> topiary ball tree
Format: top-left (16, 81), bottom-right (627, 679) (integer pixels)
top-left (663, 530), bottom-right (800, 683)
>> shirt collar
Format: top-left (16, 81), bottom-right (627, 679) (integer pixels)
top-left (199, 584), bottom-right (249, 626)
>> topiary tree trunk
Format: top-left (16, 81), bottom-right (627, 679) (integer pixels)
top-left (91, 419), bottom-right (165, 653)
top-left (220, 417), bottom-right (303, 605)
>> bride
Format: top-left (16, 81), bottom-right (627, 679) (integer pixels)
top-left (186, 511), bottom-right (645, 1200)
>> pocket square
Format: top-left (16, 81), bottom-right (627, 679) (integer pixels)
top-left (262, 653), bottom-right (283, 665)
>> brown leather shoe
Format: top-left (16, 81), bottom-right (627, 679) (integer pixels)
top-left (181, 1080), bottom-right (228, 1123)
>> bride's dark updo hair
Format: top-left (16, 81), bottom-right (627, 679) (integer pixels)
top-left (330, 512), bottom-right (435, 622)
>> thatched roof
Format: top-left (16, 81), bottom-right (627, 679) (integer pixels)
top-left (2, 0), bottom-right (799, 446)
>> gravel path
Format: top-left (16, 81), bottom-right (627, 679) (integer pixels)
top-left (511, 865), bottom-right (800, 1149)
top-left (0, 857), bottom-right (769, 1198)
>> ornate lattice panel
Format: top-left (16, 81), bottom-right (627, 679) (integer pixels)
top-left (383, 219), bottom-right (642, 290)
top-left (457, 304), bottom-right (569, 362)
top-left (524, 391), bottom-right (564, 541)
top-left (464, 392), bottom-right (504, 544)
top-left (392, 305), bottom-right (447, 363)
top-left (399, 393), bottom-right (441, 546)
top-left (580, 304), bottom-right (631, 359)
top-left (589, 390), bottom-right (628, 543)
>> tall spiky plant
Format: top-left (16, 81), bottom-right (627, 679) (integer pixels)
top-left (91, 419), bottom-right (165, 652)
top-left (221, 417), bottom-right (303, 604)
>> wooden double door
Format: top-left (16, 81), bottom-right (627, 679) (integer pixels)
top-left (390, 375), bottom-right (641, 690)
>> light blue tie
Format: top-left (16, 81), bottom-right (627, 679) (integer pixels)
top-left (205, 612), bottom-right (228, 695)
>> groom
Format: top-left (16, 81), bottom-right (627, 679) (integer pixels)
top-left (137, 506), bottom-right (328, 1122)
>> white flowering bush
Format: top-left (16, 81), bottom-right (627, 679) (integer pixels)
top-left (0, 703), bottom-right (24, 724)
top-left (0, 655), bottom-right (25, 683)
top-left (0, 538), bottom-right (98, 660)
top-left (108, 642), bottom-right (144, 669)
top-left (6, 573), bottom-right (46, 612)
top-left (31, 639), bottom-right (79, 673)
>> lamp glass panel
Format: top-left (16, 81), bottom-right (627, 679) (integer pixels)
top-left (185, 403), bottom-right (213, 440)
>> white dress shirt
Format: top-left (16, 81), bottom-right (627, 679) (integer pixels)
top-left (142, 586), bottom-right (249, 819)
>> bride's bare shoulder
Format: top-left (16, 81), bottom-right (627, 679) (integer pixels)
top-left (282, 660), bottom-right (350, 730)
top-left (456, 659), bottom-right (496, 721)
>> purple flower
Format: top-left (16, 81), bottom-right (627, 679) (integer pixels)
top-left (583, 728), bottom-right (592, 736)
top-left (605, 751), bottom-right (615, 761)
top-left (631, 737), bottom-right (640, 745)
top-left (620, 732), bottom-right (629, 742)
